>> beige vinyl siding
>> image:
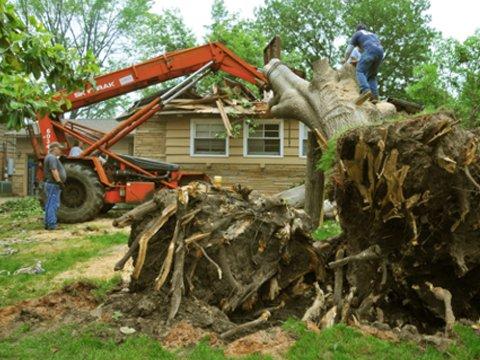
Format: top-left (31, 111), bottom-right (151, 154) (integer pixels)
top-left (135, 114), bottom-right (307, 194)
top-left (161, 116), bottom-right (306, 167)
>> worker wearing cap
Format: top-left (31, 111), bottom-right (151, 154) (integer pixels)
top-left (344, 24), bottom-right (384, 105)
top-left (43, 142), bottom-right (66, 230)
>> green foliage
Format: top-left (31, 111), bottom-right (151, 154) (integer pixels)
top-left (0, 0), bottom-right (99, 128)
top-left (406, 63), bottom-right (453, 110)
top-left (454, 30), bottom-right (480, 127)
top-left (207, 0), bottom-right (266, 67)
top-left (200, 0), bottom-right (266, 93)
top-left (344, 0), bottom-right (437, 98)
top-left (317, 137), bottom-right (337, 173)
top-left (255, 0), bottom-right (345, 71)
top-left (312, 220), bottom-right (341, 241)
top-left (406, 30), bottom-right (480, 127)
top-left (15, 0), bottom-right (197, 119)
top-left (0, 197), bottom-right (42, 219)
top-left (133, 8), bottom-right (196, 58)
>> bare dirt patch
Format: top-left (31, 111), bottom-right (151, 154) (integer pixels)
top-left (54, 244), bottom-right (130, 282)
top-left (225, 327), bottom-right (295, 359)
top-left (0, 282), bottom-right (98, 339)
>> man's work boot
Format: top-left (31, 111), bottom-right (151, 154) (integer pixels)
top-left (355, 90), bottom-right (372, 106)
top-left (371, 95), bottom-right (379, 104)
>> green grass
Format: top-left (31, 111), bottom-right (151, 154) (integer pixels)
top-left (2, 320), bottom-right (478, 360)
top-left (0, 197), bottom-right (45, 239)
top-left (313, 219), bottom-right (342, 241)
top-left (283, 320), bottom-right (480, 360)
top-left (0, 232), bottom-right (128, 306)
top-left (0, 323), bottom-right (272, 360)
top-left (0, 323), bottom-right (175, 360)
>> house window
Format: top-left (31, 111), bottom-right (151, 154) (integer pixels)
top-left (244, 120), bottom-right (283, 157)
top-left (299, 122), bottom-right (310, 158)
top-left (190, 120), bottom-right (228, 156)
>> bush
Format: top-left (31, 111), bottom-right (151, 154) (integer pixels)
top-left (0, 197), bottom-right (42, 219)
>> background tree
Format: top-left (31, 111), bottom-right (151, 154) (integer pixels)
top-left (405, 63), bottom-right (453, 110)
top-left (197, 0), bottom-right (266, 94)
top-left (0, 0), bottom-right (98, 129)
top-left (454, 30), bottom-right (480, 127)
top-left (344, 0), bottom-right (437, 98)
top-left (15, 0), bottom-right (196, 119)
top-left (15, 0), bottom-right (152, 67)
top-left (207, 0), bottom-right (266, 66)
top-left (254, 0), bottom-right (345, 72)
top-left (132, 9), bottom-right (196, 59)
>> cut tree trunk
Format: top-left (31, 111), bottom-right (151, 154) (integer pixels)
top-left (305, 132), bottom-right (324, 228)
top-left (265, 59), bottom-right (395, 141)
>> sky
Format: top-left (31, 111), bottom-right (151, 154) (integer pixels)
top-left (152, 0), bottom-right (479, 42)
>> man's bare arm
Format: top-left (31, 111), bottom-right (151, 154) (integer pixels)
top-left (51, 169), bottom-right (61, 183)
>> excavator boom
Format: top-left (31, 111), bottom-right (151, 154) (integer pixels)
top-left (70, 42), bottom-right (266, 109)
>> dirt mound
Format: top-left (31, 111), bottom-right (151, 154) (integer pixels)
top-left (0, 282), bottom-right (99, 339)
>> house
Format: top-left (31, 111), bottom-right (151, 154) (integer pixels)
top-left (132, 97), bottom-right (308, 194)
top-left (2, 96), bottom-right (309, 197)
top-left (3, 119), bottom-right (134, 196)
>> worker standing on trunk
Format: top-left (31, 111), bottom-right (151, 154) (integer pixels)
top-left (43, 142), bottom-right (66, 230)
top-left (344, 24), bottom-right (384, 105)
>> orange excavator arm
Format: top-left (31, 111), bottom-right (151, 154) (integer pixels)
top-left (67, 42), bottom-right (267, 110)
top-left (33, 42), bottom-right (267, 178)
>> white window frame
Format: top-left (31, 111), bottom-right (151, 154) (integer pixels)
top-left (190, 119), bottom-right (229, 157)
top-left (243, 119), bottom-right (284, 158)
top-left (299, 122), bottom-right (310, 158)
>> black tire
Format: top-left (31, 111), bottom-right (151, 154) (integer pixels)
top-left (57, 163), bottom-right (104, 223)
top-left (100, 203), bottom-right (114, 214)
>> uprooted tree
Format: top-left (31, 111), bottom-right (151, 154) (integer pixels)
top-left (266, 59), bottom-right (480, 332)
top-left (113, 57), bottom-right (479, 336)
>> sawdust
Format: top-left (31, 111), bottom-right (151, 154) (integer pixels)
top-left (162, 321), bottom-right (218, 349)
top-left (225, 327), bottom-right (295, 359)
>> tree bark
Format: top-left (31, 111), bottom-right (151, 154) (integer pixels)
top-left (305, 132), bottom-right (324, 228)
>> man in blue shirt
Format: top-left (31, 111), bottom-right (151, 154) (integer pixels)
top-left (68, 140), bottom-right (83, 157)
top-left (344, 24), bottom-right (384, 105)
top-left (43, 142), bottom-right (67, 230)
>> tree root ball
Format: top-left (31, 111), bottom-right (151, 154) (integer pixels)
top-left (125, 182), bottom-right (324, 321)
top-left (334, 113), bottom-right (480, 331)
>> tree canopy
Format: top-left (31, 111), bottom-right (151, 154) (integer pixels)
top-left (1, 0), bottom-right (479, 127)
top-left (0, 0), bottom-right (98, 128)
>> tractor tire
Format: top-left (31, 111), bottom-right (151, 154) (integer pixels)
top-left (57, 163), bottom-right (104, 223)
top-left (100, 203), bottom-right (114, 214)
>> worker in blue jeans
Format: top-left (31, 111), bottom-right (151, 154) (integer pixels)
top-left (344, 24), bottom-right (384, 105)
top-left (43, 142), bottom-right (66, 230)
